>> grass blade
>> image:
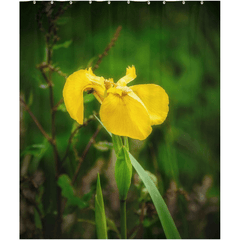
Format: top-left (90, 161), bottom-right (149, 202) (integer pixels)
top-left (95, 173), bottom-right (108, 239)
top-left (129, 152), bottom-right (181, 239)
top-left (94, 114), bottom-right (112, 137)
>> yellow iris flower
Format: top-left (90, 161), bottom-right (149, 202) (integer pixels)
top-left (63, 66), bottom-right (169, 140)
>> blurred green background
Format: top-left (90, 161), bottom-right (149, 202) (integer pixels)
top-left (20, 1), bottom-right (220, 239)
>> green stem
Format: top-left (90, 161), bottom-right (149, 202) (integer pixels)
top-left (123, 137), bottom-right (129, 151)
top-left (120, 200), bottom-right (127, 239)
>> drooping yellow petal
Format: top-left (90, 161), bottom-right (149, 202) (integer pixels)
top-left (130, 84), bottom-right (169, 125)
top-left (99, 92), bottom-right (152, 140)
top-left (63, 69), bottom-right (105, 124)
top-left (86, 68), bottom-right (106, 103)
top-left (117, 66), bottom-right (137, 87)
top-left (86, 68), bottom-right (105, 89)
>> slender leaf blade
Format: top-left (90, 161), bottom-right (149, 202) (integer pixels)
top-left (129, 152), bottom-right (181, 239)
top-left (106, 218), bottom-right (121, 239)
top-left (94, 114), bottom-right (112, 137)
top-left (95, 174), bottom-right (108, 239)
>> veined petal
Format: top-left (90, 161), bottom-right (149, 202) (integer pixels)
top-left (99, 93), bottom-right (152, 140)
top-left (117, 66), bottom-right (137, 87)
top-left (107, 87), bottom-right (123, 96)
top-left (63, 69), bottom-right (105, 124)
top-left (130, 84), bottom-right (169, 125)
top-left (127, 91), bottom-right (148, 113)
top-left (86, 68), bottom-right (105, 88)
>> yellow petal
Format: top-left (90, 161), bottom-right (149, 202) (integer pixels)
top-left (86, 68), bottom-right (105, 89)
top-left (107, 86), bottom-right (123, 96)
top-left (63, 70), bottom-right (91, 124)
top-left (130, 84), bottom-right (169, 125)
top-left (117, 66), bottom-right (137, 87)
top-left (86, 68), bottom-right (106, 103)
top-left (63, 69), bottom-right (105, 124)
top-left (99, 93), bottom-right (152, 140)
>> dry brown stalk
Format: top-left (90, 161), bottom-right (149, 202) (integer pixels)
top-left (20, 97), bottom-right (52, 145)
top-left (60, 116), bottom-right (95, 168)
top-left (71, 126), bottom-right (102, 185)
top-left (92, 25), bottom-right (122, 71)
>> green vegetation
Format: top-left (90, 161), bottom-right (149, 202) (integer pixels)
top-left (20, 1), bottom-right (220, 239)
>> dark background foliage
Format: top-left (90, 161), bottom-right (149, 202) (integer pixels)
top-left (20, 1), bottom-right (220, 239)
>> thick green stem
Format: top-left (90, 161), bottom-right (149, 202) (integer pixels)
top-left (120, 200), bottom-right (127, 239)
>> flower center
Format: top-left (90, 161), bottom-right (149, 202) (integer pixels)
top-left (104, 79), bottom-right (115, 90)
top-left (104, 79), bottom-right (133, 97)
top-left (116, 85), bottom-right (132, 95)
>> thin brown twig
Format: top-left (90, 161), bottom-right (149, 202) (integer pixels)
top-left (37, 62), bottom-right (67, 79)
top-left (60, 116), bottom-right (95, 170)
top-left (20, 97), bottom-right (53, 144)
top-left (53, 98), bottom-right (64, 112)
top-left (49, 65), bottom-right (67, 78)
top-left (71, 126), bottom-right (101, 185)
top-left (39, 67), bottom-right (52, 86)
top-left (92, 25), bottom-right (122, 72)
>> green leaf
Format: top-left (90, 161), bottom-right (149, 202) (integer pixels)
top-left (106, 218), bottom-right (121, 239)
top-left (57, 103), bottom-right (67, 112)
top-left (21, 139), bottom-right (49, 173)
top-left (94, 141), bottom-right (113, 152)
top-left (123, 137), bottom-right (129, 151)
top-left (34, 209), bottom-right (42, 229)
top-left (82, 189), bottom-right (94, 202)
top-left (129, 153), bottom-right (181, 239)
top-left (112, 134), bottom-right (123, 155)
top-left (95, 173), bottom-right (108, 239)
top-left (77, 216), bottom-right (120, 238)
top-left (94, 114), bottom-right (112, 137)
top-left (21, 143), bottom-right (47, 157)
top-left (53, 40), bottom-right (72, 50)
top-left (136, 171), bottom-right (159, 203)
top-left (57, 174), bottom-right (88, 209)
top-left (115, 146), bottom-right (132, 200)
